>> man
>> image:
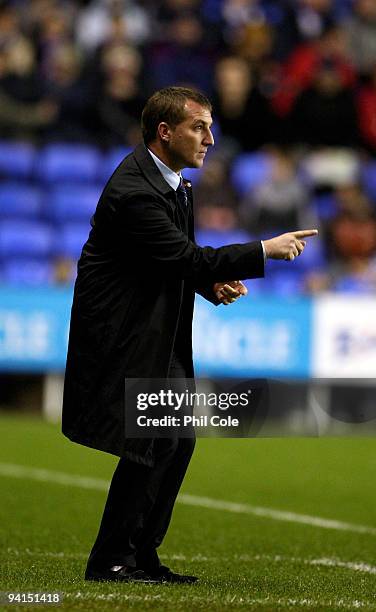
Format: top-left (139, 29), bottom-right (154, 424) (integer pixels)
top-left (62, 86), bottom-right (317, 584)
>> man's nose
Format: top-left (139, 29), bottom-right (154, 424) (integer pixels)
top-left (203, 129), bottom-right (215, 146)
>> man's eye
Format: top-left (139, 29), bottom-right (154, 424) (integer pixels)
top-left (195, 125), bottom-right (203, 130)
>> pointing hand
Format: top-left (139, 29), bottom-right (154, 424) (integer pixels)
top-left (263, 229), bottom-right (318, 261)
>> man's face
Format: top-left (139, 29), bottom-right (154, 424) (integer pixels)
top-left (165, 100), bottom-right (214, 171)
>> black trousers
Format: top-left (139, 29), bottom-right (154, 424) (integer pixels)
top-left (87, 354), bottom-right (195, 571)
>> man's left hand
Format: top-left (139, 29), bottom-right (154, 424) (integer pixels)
top-left (214, 280), bottom-right (248, 305)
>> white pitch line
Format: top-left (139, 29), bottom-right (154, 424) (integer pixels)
top-left (233, 553), bottom-right (376, 576)
top-left (7, 547), bottom-right (376, 577)
top-left (177, 493), bottom-right (376, 536)
top-left (308, 557), bottom-right (376, 575)
top-left (0, 462), bottom-right (109, 491)
top-left (1, 462), bottom-right (376, 537)
top-left (65, 592), bottom-right (375, 609)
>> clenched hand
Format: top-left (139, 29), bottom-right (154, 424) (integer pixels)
top-left (214, 280), bottom-right (248, 305)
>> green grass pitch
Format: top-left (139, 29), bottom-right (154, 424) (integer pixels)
top-left (1, 413), bottom-right (376, 611)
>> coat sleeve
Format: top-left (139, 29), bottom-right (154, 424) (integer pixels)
top-left (118, 191), bottom-right (265, 284)
top-left (195, 284), bottom-right (221, 306)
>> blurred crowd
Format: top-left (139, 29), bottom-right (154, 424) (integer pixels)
top-left (1, 0), bottom-right (376, 294)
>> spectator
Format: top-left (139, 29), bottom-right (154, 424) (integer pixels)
top-left (0, 38), bottom-right (56, 141)
top-left (42, 42), bottom-right (93, 143)
top-left (146, 13), bottom-right (215, 94)
top-left (95, 42), bottom-right (145, 147)
top-left (306, 183), bottom-right (376, 293)
top-left (239, 147), bottom-right (315, 233)
top-left (221, 0), bottom-right (267, 41)
top-left (230, 21), bottom-right (273, 72)
top-left (345, 0), bottom-right (376, 76)
top-left (35, 2), bottom-right (75, 78)
top-left (213, 55), bottom-right (275, 152)
top-left (154, 0), bottom-right (222, 48)
top-left (328, 184), bottom-right (376, 262)
top-left (75, 0), bottom-right (151, 53)
top-left (272, 0), bottom-right (337, 60)
top-left (194, 154), bottom-right (239, 231)
top-left (1, 36), bottom-right (43, 103)
top-left (290, 58), bottom-right (359, 148)
top-left (271, 25), bottom-right (356, 118)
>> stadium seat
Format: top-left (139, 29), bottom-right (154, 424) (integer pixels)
top-left (46, 184), bottom-right (101, 222)
top-left (231, 152), bottom-right (272, 196)
top-left (1, 258), bottom-right (54, 285)
top-left (361, 161), bottom-right (376, 203)
top-left (311, 193), bottom-right (338, 221)
top-left (0, 220), bottom-right (54, 257)
top-left (100, 146), bottom-right (132, 182)
top-left (35, 144), bottom-right (102, 183)
top-left (58, 222), bottom-right (90, 259)
top-left (195, 228), bottom-right (253, 249)
top-left (0, 183), bottom-right (43, 219)
top-left (268, 270), bottom-right (305, 296)
top-left (0, 141), bottom-right (35, 179)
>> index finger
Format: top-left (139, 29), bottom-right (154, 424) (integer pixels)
top-left (293, 229), bottom-right (319, 238)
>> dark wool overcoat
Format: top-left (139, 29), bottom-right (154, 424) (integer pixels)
top-left (62, 144), bottom-right (264, 465)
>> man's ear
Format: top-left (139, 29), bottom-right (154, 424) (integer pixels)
top-left (157, 122), bottom-right (171, 143)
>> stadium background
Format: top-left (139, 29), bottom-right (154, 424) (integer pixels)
top-left (0, 0), bottom-right (375, 425)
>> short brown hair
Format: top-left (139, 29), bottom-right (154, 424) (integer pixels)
top-left (141, 86), bottom-right (212, 144)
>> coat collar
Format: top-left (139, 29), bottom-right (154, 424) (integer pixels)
top-left (147, 147), bottom-right (181, 191)
top-left (133, 143), bottom-right (175, 196)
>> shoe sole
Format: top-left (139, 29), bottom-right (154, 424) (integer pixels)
top-left (85, 573), bottom-right (198, 584)
top-left (85, 574), bottom-right (160, 584)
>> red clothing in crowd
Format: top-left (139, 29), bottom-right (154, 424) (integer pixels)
top-left (358, 85), bottom-right (376, 152)
top-left (271, 42), bottom-right (357, 117)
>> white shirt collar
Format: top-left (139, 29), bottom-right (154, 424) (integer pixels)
top-left (147, 148), bottom-right (181, 191)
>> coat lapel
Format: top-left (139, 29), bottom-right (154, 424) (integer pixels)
top-left (133, 143), bottom-right (193, 238)
top-left (133, 143), bottom-right (174, 196)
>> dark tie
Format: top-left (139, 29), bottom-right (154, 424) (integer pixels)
top-left (176, 178), bottom-right (188, 208)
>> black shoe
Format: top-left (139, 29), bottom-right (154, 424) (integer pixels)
top-left (85, 565), bottom-right (159, 583)
top-left (147, 565), bottom-right (198, 584)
